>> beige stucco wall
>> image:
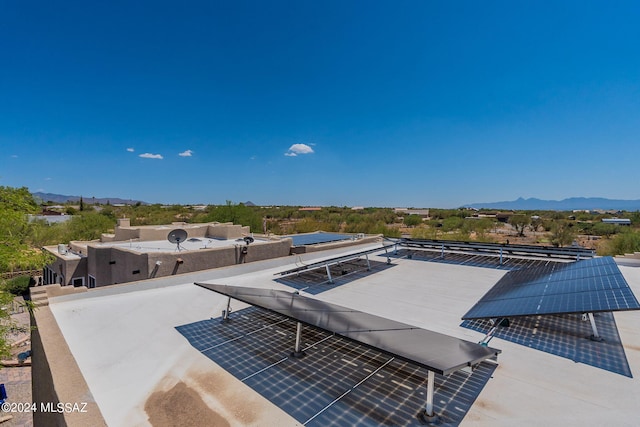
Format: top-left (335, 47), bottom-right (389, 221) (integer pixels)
top-left (109, 221), bottom-right (249, 242)
top-left (206, 223), bottom-right (250, 239)
top-left (43, 247), bottom-right (88, 286)
top-left (84, 239), bottom-right (291, 287)
top-left (290, 235), bottom-right (382, 254)
top-left (87, 246), bottom-right (150, 287)
top-left (146, 239), bottom-right (292, 278)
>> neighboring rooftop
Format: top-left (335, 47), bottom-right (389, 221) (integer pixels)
top-left (89, 236), bottom-right (271, 253)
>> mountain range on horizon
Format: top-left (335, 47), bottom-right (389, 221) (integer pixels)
top-left (33, 192), bottom-right (147, 206)
top-left (466, 197), bottom-right (640, 211)
top-left (32, 192), bottom-right (640, 211)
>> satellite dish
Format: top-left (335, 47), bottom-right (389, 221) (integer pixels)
top-left (168, 229), bottom-right (188, 251)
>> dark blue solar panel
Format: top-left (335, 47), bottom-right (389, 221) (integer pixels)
top-left (463, 257), bottom-right (640, 319)
top-left (286, 233), bottom-right (352, 246)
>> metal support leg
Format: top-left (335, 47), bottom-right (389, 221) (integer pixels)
top-left (221, 297), bottom-right (231, 323)
top-left (441, 244), bottom-right (444, 259)
top-left (426, 370), bottom-right (435, 416)
top-left (365, 254), bottom-right (371, 271)
top-left (588, 313), bottom-right (604, 342)
top-left (291, 322), bottom-right (306, 358)
top-left (499, 247), bottom-right (503, 265)
top-left (417, 370), bottom-right (439, 424)
top-left (325, 264), bottom-right (333, 284)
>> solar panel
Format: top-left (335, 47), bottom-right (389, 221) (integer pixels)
top-left (285, 233), bottom-right (353, 246)
top-left (462, 257), bottom-right (640, 320)
top-left (277, 244), bottom-right (394, 277)
top-left (400, 238), bottom-right (595, 259)
top-left (195, 283), bottom-right (500, 375)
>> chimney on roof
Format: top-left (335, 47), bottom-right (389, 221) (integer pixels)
top-left (117, 218), bottom-right (131, 228)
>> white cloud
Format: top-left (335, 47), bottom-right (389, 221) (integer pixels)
top-left (285, 143), bottom-right (314, 157)
top-left (139, 153), bottom-right (163, 159)
top-left (44, 177), bottom-right (52, 181)
top-left (11, 154), bottom-right (18, 158)
top-left (127, 148), bottom-right (135, 152)
top-left (179, 150), bottom-right (193, 157)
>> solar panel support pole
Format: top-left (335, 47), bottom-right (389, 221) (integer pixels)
top-left (221, 297), bottom-right (231, 323)
top-left (499, 247), bottom-right (503, 265)
top-left (426, 370), bottom-right (435, 415)
top-left (418, 370), bottom-right (439, 423)
top-left (587, 313), bottom-right (603, 342)
top-left (325, 264), bottom-right (334, 284)
top-left (441, 244), bottom-right (445, 259)
top-left (291, 321), bottom-right (306, 358)
top-left (365, 254), bottom-right (371, 271)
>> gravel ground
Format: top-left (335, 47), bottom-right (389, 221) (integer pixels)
top-left (0, 299), bottom-right (33, 427)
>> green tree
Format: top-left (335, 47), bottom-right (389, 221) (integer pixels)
top-left (0, 186), bottom-right (48, 358)
top-left (549, 220), bottom-right (576, 247)
top-left (0, 186), bottom-right (51, 272)
top-left (508, 214), bottom-right (530, 237)
top-left (600, 230), bottom-right (640, 256)
top-left (530, 217), bottom-right (543, 233)
top-left (404, 215), bottom-right (423, 227)
top-left (591, 222), bottom-right (618, 238)
top-left (63, 212), bottom-right (116, 241)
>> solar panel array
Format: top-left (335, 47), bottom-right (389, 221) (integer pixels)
top-left (195, 283), bottom-right (500, 375)
top-left (400, 237), bottom-right (595, 259)
top-left (276, 259), bottom-right (395, 295)
top-left (392, 248), bottom-right (556, 271)
top-left (277, 244), bottom-right (394, 277)
top-left (463, 257), bottom-right (640, 320)
top-left (286, 233), bottom-right (353, 246)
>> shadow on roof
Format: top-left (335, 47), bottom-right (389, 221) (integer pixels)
top-left (177, 306), bottom-right (497, 426)
top-left (275, 258), bottom-right (396, 295)
top-left (461, 313), bottom-right (632, 377)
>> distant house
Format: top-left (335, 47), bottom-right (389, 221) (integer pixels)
top-left (28, 209), bottom-right (74, 224)
top-left (394, 208), bottom-right (430, 216)
top-left (602, 218), bottom-right (631, 225)
top-left (496, 212), bottom-right (513, 223)
top-left (299, 207), bottom-right (322, 211)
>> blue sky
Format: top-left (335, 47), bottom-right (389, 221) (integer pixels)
top-left (1, 1), bottom-right (640, 207)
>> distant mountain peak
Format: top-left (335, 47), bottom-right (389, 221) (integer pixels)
top-left (466, 197), bottom-right (640, 211)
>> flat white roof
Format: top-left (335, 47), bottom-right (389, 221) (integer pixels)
top-left (93, 237), bottom-right (270, 253)
top-left (47, 246), bottom-right (640, 426)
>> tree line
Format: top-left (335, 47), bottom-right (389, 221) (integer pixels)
top-left (3, 186), bottom-right (640, 277)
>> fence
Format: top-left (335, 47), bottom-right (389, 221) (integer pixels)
top-left (0, 269), bottom-right (41, 281)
